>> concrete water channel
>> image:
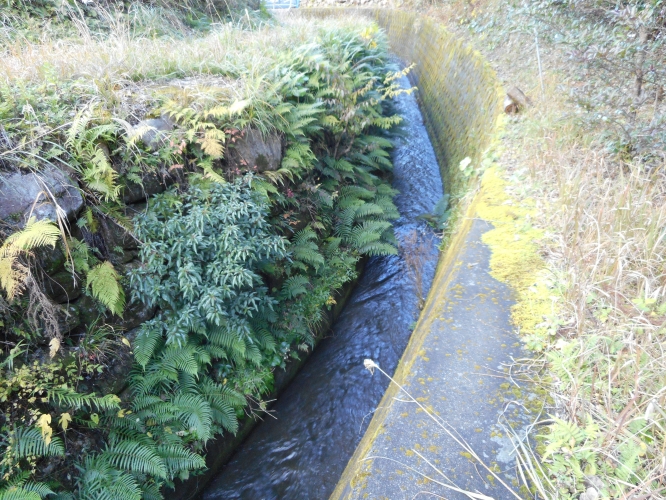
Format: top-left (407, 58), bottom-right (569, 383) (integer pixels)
top-left (203, 76), bottom-right (443, 499)
top-left (202, 9), bottom-right (535, 500)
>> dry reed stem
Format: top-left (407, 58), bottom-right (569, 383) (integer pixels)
top-left (363, 359), bottom-right (524, 499)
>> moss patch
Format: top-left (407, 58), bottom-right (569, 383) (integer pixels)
top-left (476, 166), bottom-right (557, 350)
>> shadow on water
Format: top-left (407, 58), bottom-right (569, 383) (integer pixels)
top-left (203, 76), bottom-right (443, 500)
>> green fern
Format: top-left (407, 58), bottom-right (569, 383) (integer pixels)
top-left (0, 218), bottom-right (61, 300)
top-left (77, 455), bottom-right (142, 500)
top-left (66, 105), bottom-right (121, 201)
top-left (281, 275), bottom-right (310, 299)
top-left (8, 426), bottom-right (64, 460)
top-left (86, 261), bottom-right (125, 316)
top-left (0, 474), bottom-right (54, 500)
top-left (290, 228), bottom-right (324, 270)
top-left (46, 386), bottom-right (121, 412)
top-left (156, 445), bottom-right (206, 477)
top-left (0, 489), bottom-right (41, 500)
top-left (197, 378), bottom-right (243, 433)
top-left (133, 321), bottom-right (164, 368)
top-left (101, 440), bottom-right (168, 479)
top-left (171, 393), bottom-right (213, 441)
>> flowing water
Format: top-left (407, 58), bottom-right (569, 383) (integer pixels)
top-left (203, 77), bottom-right (443, 500)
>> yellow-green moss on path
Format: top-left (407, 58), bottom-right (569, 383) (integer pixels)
top-left (477, 165), bottom-right (557, 350)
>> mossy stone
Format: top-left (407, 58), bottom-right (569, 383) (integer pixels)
top-left (43, 270), bottom-right (82, 303)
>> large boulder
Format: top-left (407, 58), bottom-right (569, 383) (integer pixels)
top-left (131, 116), bottom-right (174, 152)
top-left (43, 270), bottom-right (82, 304)
top-left (0, 166), bottom-right (84, 225)
top-left (228, 128), bottom-right (283, 172)
top-left (56, 302), bottom-right (81, 335)
top-left (97, 216), bottom-right (138, 264)
top-left (120, 169), bottom-right (173, 204)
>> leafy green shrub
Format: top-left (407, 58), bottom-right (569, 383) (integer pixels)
top-left (130, 176), bottom-right (286, 353)
top-left (529, 0), bottom-right (665, 161)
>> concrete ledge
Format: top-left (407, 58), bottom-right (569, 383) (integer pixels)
top-left (331, 190), bottom-right (534, 499)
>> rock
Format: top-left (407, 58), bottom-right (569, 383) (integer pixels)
top-left (90, 327), bottom-right (138, 395)
top-left (118, 296), bottom-right (157, 331)
top-left (36, 244), bottom-right (67, 275)
top-left (580, 487), bottom-right (599, 500)
top-left (228, 128), bottom-right (282, 173)
top-left (132, 116), bottom-right (174, 152)
top-left (43, 270), bottom-right (82, 304)
top-left (56, 302), bottom-right (81, 334)
top-left (584, 477), bottom-right (605, 492)
top-left (73, 294), bottom-right (105, 329)
top-left (505, 86), bottom-right (531, 113)
top-left (120, 169), bottom-right (172, 204)
top-left (504, 95), bottom-right (518, 114)
top-left (0, 166), bottom-right (84, 225)
top-left (97, 217), bottom-right (138, 265)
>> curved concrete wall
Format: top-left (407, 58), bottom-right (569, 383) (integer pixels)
top-left (299, 8), bottom-right (504, 499)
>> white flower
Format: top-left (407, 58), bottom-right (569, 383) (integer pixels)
top-left (364, 359), bottom-right (378, 374)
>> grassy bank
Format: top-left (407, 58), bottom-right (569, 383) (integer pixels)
top-left (0, 6), bottom-right (410, 497)
top-left (421, 0), bottom-right (666, 498)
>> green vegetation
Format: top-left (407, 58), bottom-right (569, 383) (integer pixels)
top-left (0, 0), bottom-right (261, 43)
top-left (0, 7), bottom-right (408, 498)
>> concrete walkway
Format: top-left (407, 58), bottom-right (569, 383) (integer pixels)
top-left (331, 209), bottom-right (536, 500)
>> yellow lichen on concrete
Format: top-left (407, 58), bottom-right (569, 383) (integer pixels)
top-left (476, 166), bottom-right (556, 344)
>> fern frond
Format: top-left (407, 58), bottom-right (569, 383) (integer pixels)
top-left (13, 482), bottom-right (53, 499)
top-left (156, 445), bottom-right (206, 477)
top-left (353, 202), bottom-right (384, 219)
top-left (171, 393), bottom-right (213, 441)
top-left (0, 217), bottom-right (61, 299)
top-left (159, 345), bottom-right (199, 376)
top-left (198, 129), bottom-right (225, 159)
top-left (47, 386), bottom-right (121, 411)
top-left (102, 440), bottom-right (167, 479)
top-left (0, 256), bottom-right (26, 301)
top-left (208, 325), bottom-right (245, 354)
top-left (9, 426), bottom-right (64, 460)
top-left (78, 455), bottom-right (142, 500)
top-left (1, 218), bottom-right (61, 258)
top-left (356, 242), bottom-right (398, 256)
top-left (0, 489), bottom-right (41, 500)
top-left (134, 321), bottom-right (164, 368)
top-left (290, 228), bottom-right (324, 269)
top-left (281, 275), bottom-right (310, 299)
top-left (86, 261), bottom-right (125, 316)
top-left (250, 324), bottom-right (277, 352)
top-left (197, 378), bottom-right (243, 433)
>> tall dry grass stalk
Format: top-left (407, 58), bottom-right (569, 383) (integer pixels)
top-left (363, 359), bottom-right (523, 500)
top-left (520, 132), bottom-right (666, 496)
